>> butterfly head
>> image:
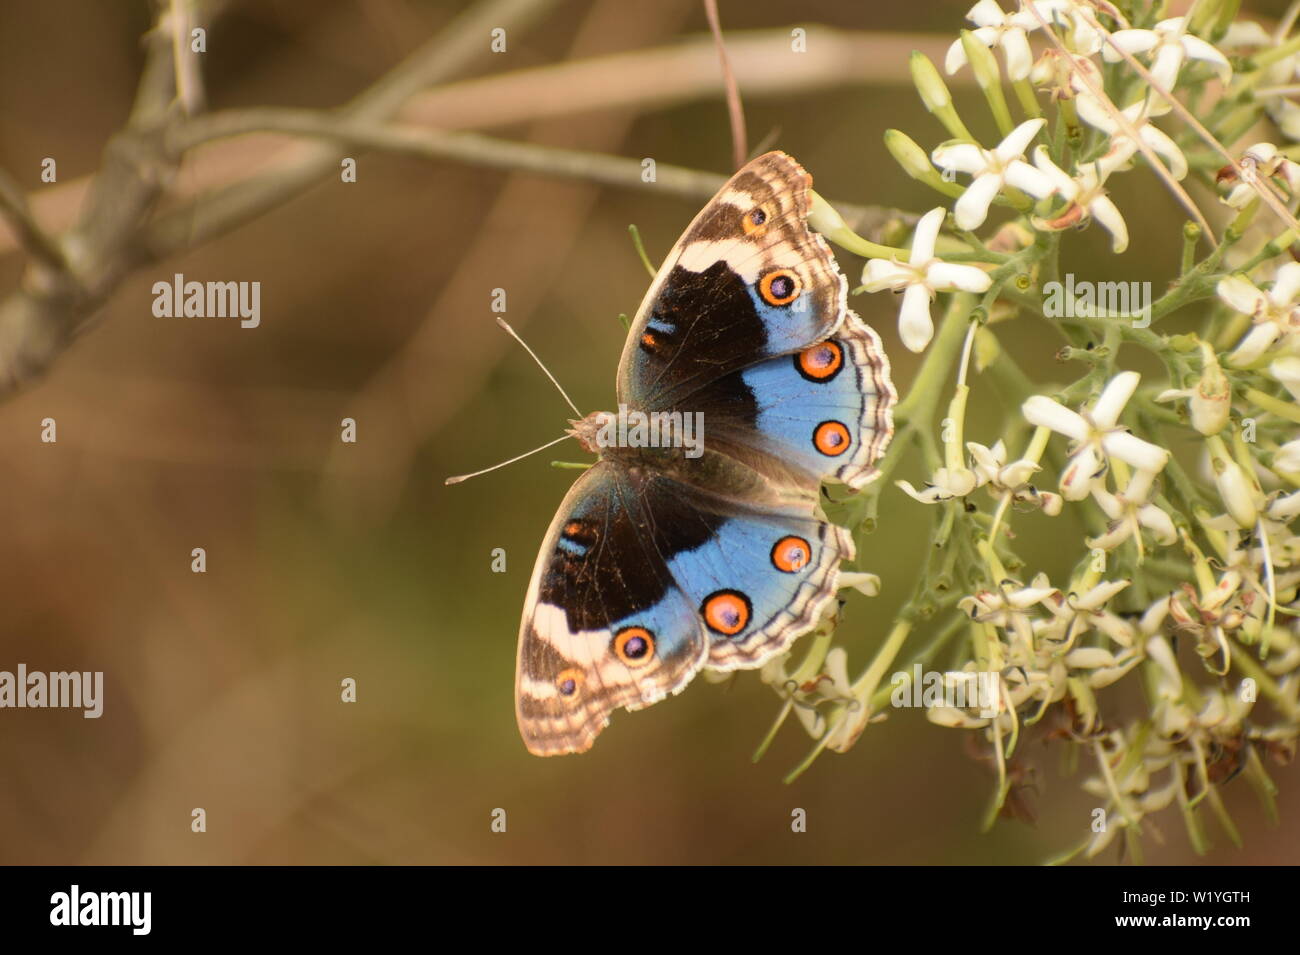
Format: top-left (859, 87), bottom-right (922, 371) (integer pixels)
top-left (567, 411), bottom-right (615, 456)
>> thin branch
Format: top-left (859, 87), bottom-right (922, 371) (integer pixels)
top-left (158, 109), bottom-right (909, 255)
top-left (3, 27), bottom-right (958, 259)
top-left (0, 166), bottom-right (69, 275)
top-left (703, 0), bottom-right (747, 170)
top-left (0, 0), bottom-right (559, 398)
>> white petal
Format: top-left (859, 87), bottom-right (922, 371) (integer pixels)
top-left (1092, 371), bottom-right (1141, 427)
top-left (1181, 35), bottom-right (1232, 83)
top-left (1001, 29), bottom-right (1033, 81)
top-left (1102, 431), bottom-right (1170, 473)
top-left (954, 172), bottom-right (1003, 230)
top-left (910, 207), bottom-right (947, 263)
top-left (1271, 262), bottom-right (1300, 304)
top-left (1217, 275), bottom-right (1267, 315)
top-left (1022, 395), bottom-right (1089, 440)
top-left (1060, 446), bottom-right (1103, 500)
top-left (1228, 324), bottom-right (1281, 366)
top-left (931, 142), bottom-right (988, 176)
top-left (1269, 356), bottom-right (1300, 401)
top-left (1216, 459), bottom-right (1260, 527)
top-left (899, 284), bottom-right (935, 352)
top-left (1149, 43), bottom-right (1186, 91)
top-left (1032, 146), bottom-right (1078, 198)
top-left (945, 38), bottom-right (969, 75)
top-left (1004, 160), bottom-right (1056, 198)
top-left (1138, 124), bottom-right (1188, 180)
top-left (1138, 504), bottom-right (1178, 544)
top-left (862, 258), bottom-right (914, 291)
top-left (1089, 195), bottom-right (1129, 253)
top-left (1104, 29), bottom-right (1161, 61)
top-left (996, 118), bottom-right (1048, 162)
top-left (1075, 579), bottom-right (1130, 610)
top-left (1275, 440), bottom-right (1300, 473)
top-left (967, 0), bottom-right (1009, 29)
top-left (926, 261), bottom-right (993, 293)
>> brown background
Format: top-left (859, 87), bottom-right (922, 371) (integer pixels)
top-left (0, 0), bottom-right (1294, 864)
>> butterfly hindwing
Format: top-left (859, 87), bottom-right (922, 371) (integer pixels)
top-left (515, 459), bottom-right (854, 755)
top-left (516, 463), bottom-right (709, 757)
top-left (690, 311), bottom-right (895, 494)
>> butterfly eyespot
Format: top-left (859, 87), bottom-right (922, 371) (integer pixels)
top-left (613, 627), bottom-right (655, 667)
top-left (743, 207), bottom-right (770, 235)
top-left (556, 668), bottom-right (585, 698)
top-left (759, 269), bottom-right (801, 306)
top-left (795, 341), bottom-right (843, 382)
top-left (813, 421), bottom-right (851, 456)
top-left (702, 590), bottom-right (752, 636)
top-left (771, 536), bottom-right (812, 573)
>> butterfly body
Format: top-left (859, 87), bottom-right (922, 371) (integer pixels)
top-left (515, 152), bottom-right (896, 756)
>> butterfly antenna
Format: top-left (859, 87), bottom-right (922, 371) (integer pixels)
top-left (494, 317), bottom-right (582, 417)
top-left (445, 434), bottom-right (573, 485)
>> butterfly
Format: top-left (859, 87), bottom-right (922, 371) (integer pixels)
top-left (515, 151), bottom-right (896, 756)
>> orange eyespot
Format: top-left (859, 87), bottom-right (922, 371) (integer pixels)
top-left (613, 627), bottom-right (655, 667)
top-left (641, 331), bottom-right (658, 349)
top-left (771, 536), bottom-right (812, 573)
top-left (759, 269), bottom-right (801, 306)
top-left (743, 207), bottom-right (770, 236)
top-left (813, 421), bottom-right (851, 456)
top-left (556, 668), bottom-right (585, 698)
top-left (796, 341), bottom-right (843, 381)
top-left (702, 590), bottom-right (752, 636)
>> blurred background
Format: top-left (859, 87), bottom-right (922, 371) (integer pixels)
top-left (0, 0), bottom-right (1294, 864)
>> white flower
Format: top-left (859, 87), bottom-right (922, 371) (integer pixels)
top-left (1022, 372), bottom-right (1171, 501)
top-left (931, 118), bottom-right (1054, 230)
top-left (1154, 342), bottom-right (1231, 435)
top-left (967, 440), bottom-right (1038, 490)
top-left (1102, 17), bottom-right (1232, 92)
top-left (897, 467), bottom-right (978, 504)
top-left (960, 574), bottom-right (1059, 646)
top-left (1087, 468), bottom-right (1177, 551)
top-left (1030, 49), bottom-right (1100, 101)
top-left (945, 0), bottom-right (1036, 81)
top-left (1220, 143), bottom-right (1300, 209)
top-left (1036, 578), bottom-right (1137, 647)
top-left (897, 439), bottom-right (1046, 505)
top-left (1217, 264), bottom-right (1300, 366)
top-left (947, 1), bottom-right (1105, 82)
top-left (1075, 94), bottom-right (1188, 180)
top-left (862, 207), bottom-right (992, 352)
top-left (1031, 147), bottom-right (1128, 252)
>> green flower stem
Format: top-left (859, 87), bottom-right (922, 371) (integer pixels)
top-left (1246, 32), bottom-right (1300, 70)
top-left (1012, 79), bottom-right (1041, 118)
top-left (1246, 387), bottom-right (1300, 425)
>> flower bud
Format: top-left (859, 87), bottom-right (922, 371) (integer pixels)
top-left (1190, 342), bottom-right (1231, 435)
top-left (1213, 456), bottom-right (1261, 528)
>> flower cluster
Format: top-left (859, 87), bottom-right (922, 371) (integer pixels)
top-left (770, 0), bottom-right (1300, 863)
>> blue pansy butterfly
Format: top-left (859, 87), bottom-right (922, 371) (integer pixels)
top-left (515, 152), bottom-right (896, 755)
